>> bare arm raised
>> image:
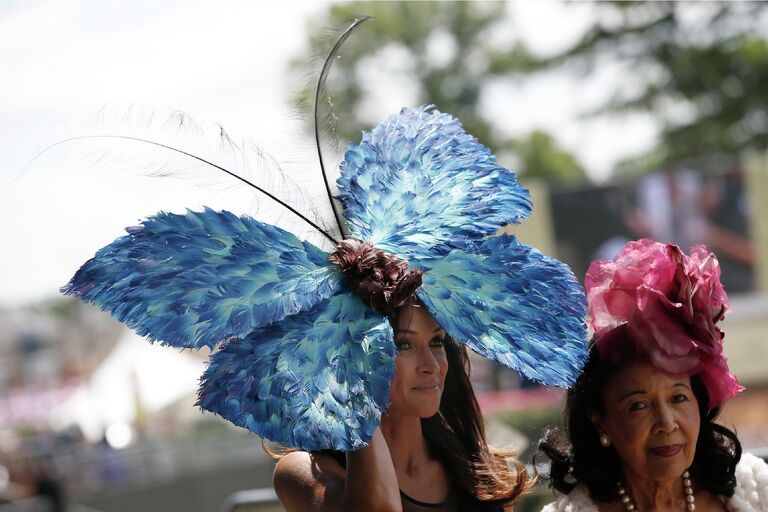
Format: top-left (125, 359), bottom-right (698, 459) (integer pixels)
top-left (273, 427), bottom-right (401, 512)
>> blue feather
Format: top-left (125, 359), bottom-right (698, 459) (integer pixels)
top-left (198, 292), bottom-right (395, 451)
top-left (62, 104), bottom-right (589, 450)
top-left (337, 105), bottom-right (532, 260)
top-left (61, 208), bottom-right (341, 349)
top-left (415, 234), bottom-right (588, 387)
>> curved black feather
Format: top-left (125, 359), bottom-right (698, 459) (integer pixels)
top-left (314, 15), bottom-right (373, 239)
top-left (27, 134), bottom-right (339, 244)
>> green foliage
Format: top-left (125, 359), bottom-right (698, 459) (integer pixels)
top-left (291, 2), bottom-right (767, 179)
top-left (535, 1), bottom-right (768, 171)
top-left (290, 1), bottom-right (588, 185)
top-left (494, 406), bottom-right (563, 511)
top-left (505, 131), bottom-right (587, 185)
top-left (494, 406), bottom-right (563, 457)
top-left (34, 296), bottom-right (82, 318)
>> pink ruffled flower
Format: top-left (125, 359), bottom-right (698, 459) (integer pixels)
top-left (585, 239), bottom-right (743, 408)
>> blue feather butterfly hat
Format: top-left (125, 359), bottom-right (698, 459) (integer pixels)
top-left (63, 103), bottom-right (589, 451)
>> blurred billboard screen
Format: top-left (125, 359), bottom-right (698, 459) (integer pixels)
top-left (550, 166), bottom-right (755, 294)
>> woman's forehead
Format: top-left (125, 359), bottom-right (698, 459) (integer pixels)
top-left (605, 362), bottom-right (691, 397)
top-left (394, 304), bottom-right (442, 333)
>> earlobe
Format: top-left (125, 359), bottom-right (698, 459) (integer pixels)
top-left (586, 409), bottom-right (601, 428)
top-left (586, 409), bottom-right (611, 446)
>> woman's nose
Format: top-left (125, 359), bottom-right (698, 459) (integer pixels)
top-left (654, 404), bottom-right (678, 433)
top-left (416, 347), bottom-right (439, 374)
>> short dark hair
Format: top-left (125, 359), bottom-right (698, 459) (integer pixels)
top-left (538, 331), bottom-right (741, 502)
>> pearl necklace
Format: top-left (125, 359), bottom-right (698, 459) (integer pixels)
top-left (616, 470), bottom-right (695, 511)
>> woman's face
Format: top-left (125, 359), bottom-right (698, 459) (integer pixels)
top-left (593, 362), bottom-right (701, 483)
top-left (387, 304), bottom-right (449, 418)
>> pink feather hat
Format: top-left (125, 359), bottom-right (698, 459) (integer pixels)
top-left (585, 238), bottom-right (743, 408)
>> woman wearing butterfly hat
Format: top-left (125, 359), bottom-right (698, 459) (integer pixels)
top-left (64, 103), bottom-right (589, 511)
top-left (263, 106), bottom-right (591, 511)
top-left (538, 239), bottom-right (768, 512)
top-left (61, 17), bottom-right (589, 512)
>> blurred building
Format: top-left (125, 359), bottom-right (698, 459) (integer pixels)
top-left (0, 303), bottom-right (123, 432)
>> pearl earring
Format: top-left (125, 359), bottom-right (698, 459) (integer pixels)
top-left (564, 465), bottom-right (577, 484)
top-left (600, 433), bottom-right (611, 447)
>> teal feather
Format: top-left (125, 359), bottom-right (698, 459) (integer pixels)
top-left (415, 235), bottom-right (588, 387)
top-left (63, 105), bottom-right (589, 450)
top-left (62, 208), bottom-right (341, 349)
top-left (337, 105), bottom-right (532, 260)
top-left (197, 292), bottom-right (395, 451)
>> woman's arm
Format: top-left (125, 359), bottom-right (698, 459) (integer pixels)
top-left (343, 428), bottom-right (401, 511)
top-left (273, 450), bottom-right (344, 511)
top-left (273, 427), bottom-right (401, 512)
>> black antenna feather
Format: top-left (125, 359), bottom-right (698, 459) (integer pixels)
top-left (26, 135), bottom-right (339, 244)
top-left (314, 16), bottom-right (373, 240)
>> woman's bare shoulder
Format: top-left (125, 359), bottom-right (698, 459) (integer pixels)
top-left (273, 452), bottom-right (346, 512)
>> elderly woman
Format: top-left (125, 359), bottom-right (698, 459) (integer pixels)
top-left (539, 239), bottom-right (768, 512)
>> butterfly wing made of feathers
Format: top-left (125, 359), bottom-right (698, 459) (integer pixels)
top-left (415, 235), bottom-right (588, 387)
top-left (62, 208), bottom-right (341, 350)
top-left (336, 105), bottom-right (531, 261)
top-left (198, 292), bottom-right (395, 451)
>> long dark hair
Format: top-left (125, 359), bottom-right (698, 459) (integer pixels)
top-left (422, 336), bottom-right (531, 507)
top-left (266, 321), bottom-right (531, 508)
top-left (538, 331), bottom-right (741, 503)
top-left (268, 242), bottom-right (532, 507)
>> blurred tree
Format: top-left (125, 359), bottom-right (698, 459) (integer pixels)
top-left (290, 1), bottom-right (588, 185)
top-left (508, 131), bottom-right (586, 186)
top-left (533, 1), bottom-right (768, 172)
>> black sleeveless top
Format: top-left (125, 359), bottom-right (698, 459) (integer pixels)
top-left (319, 450), bottom-right (504, 512)
top-left (400, 488), bottom-right (457, 511)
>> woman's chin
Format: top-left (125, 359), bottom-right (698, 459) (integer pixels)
top-left (387, 396), bottom-right (441, 419)
top-left (404, 389), bottom-right (442, 416)
top-left (415, 403), bottom-right (441, 418)
top-left (410, 399), bottom-right (441, 419)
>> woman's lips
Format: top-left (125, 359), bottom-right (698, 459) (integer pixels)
top-left (412, 384), bottom-right (439, 394)
top-left (649, 444), bottom-right (682, 457)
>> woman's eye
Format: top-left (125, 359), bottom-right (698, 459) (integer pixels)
top-left (430, 335), bottom-right (446, 347)
top-left (396, 341), bottom-right (412, 351)
top-left (671, 394), bottom-right (689, 404)
top-left (628, 402), bottom-right (648, 412)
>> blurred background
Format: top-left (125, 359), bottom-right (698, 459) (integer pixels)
top-left (1, 2), bottom-right (767, 511)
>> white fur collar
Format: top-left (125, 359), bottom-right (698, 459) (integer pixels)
top-left (541, 453), bottom-right (768, 512)
top-left (727, 452), bottom-right (768, 512)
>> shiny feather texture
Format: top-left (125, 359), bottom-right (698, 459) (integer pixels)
top-left (198, 293), bottom-right (394, 451)
top-left (414, 235), bottom-right (588, 387)
top-left (63, 105), bottom-right (588, 450)
top-left (337, 106), bottom-right (532, 260)
top-left (62, 208), bottom-right (341, 350)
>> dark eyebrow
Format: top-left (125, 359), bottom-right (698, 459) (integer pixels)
top-left (618, 383), bottom-right (690, 401)
top-left (395, 327), bottom-right (445, 336)
top-left (618, 390), bottom-right (645, 401)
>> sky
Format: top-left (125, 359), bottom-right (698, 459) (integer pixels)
top-left (0, 1), bottom-right (661, 307)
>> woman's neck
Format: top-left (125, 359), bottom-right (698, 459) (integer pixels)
top-left (380, 413), bottom-right (431, 478)
top-left (622, 471), bottom-right (686, 511)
